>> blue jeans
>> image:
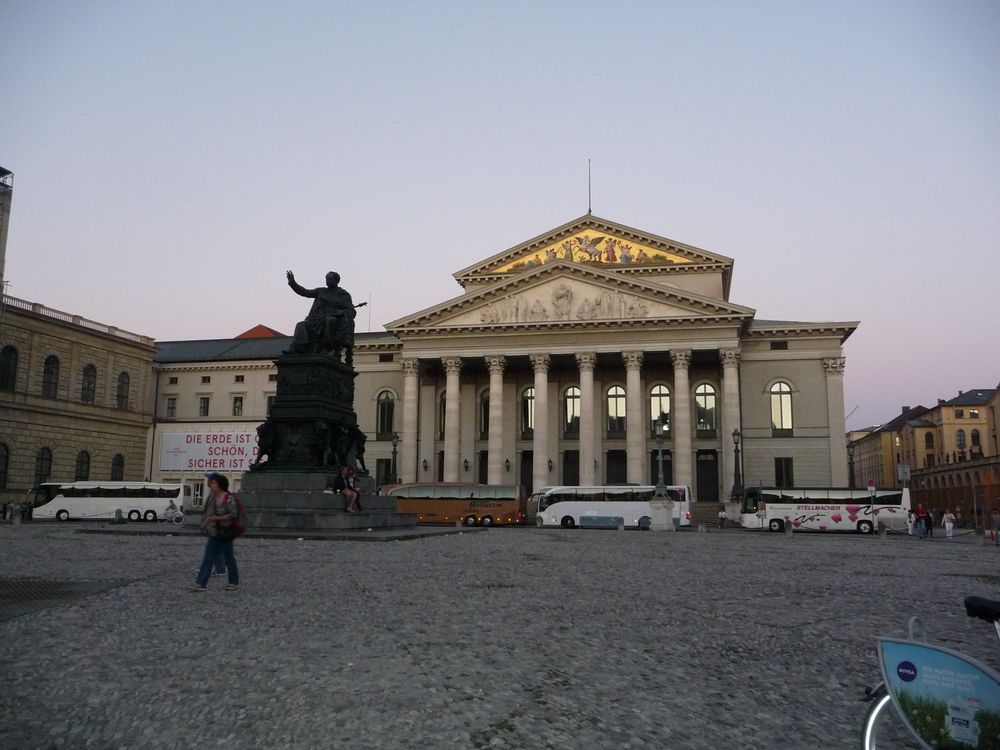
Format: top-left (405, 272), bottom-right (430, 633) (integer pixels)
top-left (214, 550), bottom-right (226, 574)
top-left (196, 537), bottom-right (239, 587)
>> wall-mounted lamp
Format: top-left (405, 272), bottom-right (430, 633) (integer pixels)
top-left (504, 458), bottom-right (511, 472)
top-left (422, 458), bottom-right (428, 472)
top-left (463, 458), bottom-right (470, 472)
top-left (547, 458), bottom-right (553, 472)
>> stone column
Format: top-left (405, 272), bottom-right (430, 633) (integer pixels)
top-left (671, 350), bottom-right (693, 492)
top-left (824, 357), bottom-right (849, 486)
top-left (400, 359), bottom-right (420, 483)
top-left (720, 348), bottom-right (742, 499)
top-left (576, 352), bottom-right (597, 486)
top-left (623, 351), bottom-right (645, 484)
top-left (442, 357), bottom-right (462, 482)
top-left (530, 354), bottom-right (551, 493)
top-left (486, 355), bottom-right (506, 485)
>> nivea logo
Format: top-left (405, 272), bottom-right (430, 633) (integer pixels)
top-left (897, 661), bottom-right (917, 682)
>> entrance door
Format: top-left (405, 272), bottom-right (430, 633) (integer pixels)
top-left (562, 450), bottom-right (579, 486)
top-left (696, 450), bottom-right (719, 501)
top-left (606, 450), bottom-right (627, 484)
top-left (520, 450), bottom-right (533, 495)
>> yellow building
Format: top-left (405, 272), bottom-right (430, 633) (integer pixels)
top-left (847, 406), bottom-right (926, 489)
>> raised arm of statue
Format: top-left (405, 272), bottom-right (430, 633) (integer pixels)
top-left (286, 270), bottom-right (317, 298)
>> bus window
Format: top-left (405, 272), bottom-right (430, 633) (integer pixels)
top-left (879, 492), bottom-right (903, 505)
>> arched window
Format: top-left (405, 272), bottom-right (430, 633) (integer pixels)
top-left (75, 451), bottom-right (91, 481)
top-left (110, 453), bottom-right (125, 481)
top-left (956, 429), bottom-right (966, 450)
top-left (521, 387), bottom-right (535, 439)
top-left (971, 429), bottom-right (981, 447)
top-left (0, 443), bottom-right (8, 489)
top-left (649, 385), bottom-right (670, 435)
top-left (924, 433), bottom-right (934, 449)
top-left (770, 381), bottom-right (793, 435)
top-left (42, 355), bottom-right (60, 399)
top-left (437, 393), bottom-right (446, 440)
top-left (563, 386), bottom-right (580, 438)
top-left (607, 386), bottom-right (626, 436)
top-left (35, 447), bottom-right (53, 486)
top-left (0, 345), bottom-right (17, 392)
top-left (695, 384), bottom-right (717, 435)
top-left (479, 391), bottom-right (490, 439)
top-left (115, 371), bottom-right (130, 410)
top-left (80, 364), bottom-right (97, 405)
top-left (376, 391), bottom-right (395, 439)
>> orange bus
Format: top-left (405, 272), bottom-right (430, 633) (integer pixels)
top-left (380, 483), bottom-right (526, 526)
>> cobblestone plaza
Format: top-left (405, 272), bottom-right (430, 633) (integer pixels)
top-left (1, 524), bottom-right (998, 749)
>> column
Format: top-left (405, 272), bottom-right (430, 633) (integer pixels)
top-left (400, 359), bottom-right (420, 483)
top-left (671, 350), bottom-right (693, 491)
top-left (824, 357), bottom-right (849, 486)
top-left (486, 355), bottom-right (506, 485)
top-left (576, 352), bottom-right (597, 486)
top-left (720, 348), bottom-right (741, 499)
top-left (442, 357), bottom-right (462, 482)
top-left (623, 351), bottom-right (644, 484)
top-left (530, 354), bottom-right (550, 493)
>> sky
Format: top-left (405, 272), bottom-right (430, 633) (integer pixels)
top-left (1, 0), bottom-right (998, 430)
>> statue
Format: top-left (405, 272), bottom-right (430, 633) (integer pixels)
top-left (285, 270), bottom-right (366, 363)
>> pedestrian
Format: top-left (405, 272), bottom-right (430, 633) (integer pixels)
top-left (992, 509), bottom-right (1000, 547)
top-left (191, 473), bottom-right (240, 592)
top-left (717, 508), bottom-right (727, 529)
top-left (941, 510), bottom-right (955, 539)
top-left (915, 504), bottom-right (929, 539)
top-left (332, 466), bottom-right (360, 513)
top-left (0, 501), bottom-right (6, 521)
top-left (906, 509), bottom-right (914, 536)
top-left (926, 508), bottom-right (935, 537)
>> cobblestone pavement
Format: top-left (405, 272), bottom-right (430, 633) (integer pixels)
top-left (1, 523), bottom-right (998, 749)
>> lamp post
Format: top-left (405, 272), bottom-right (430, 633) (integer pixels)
top-left (731, 428), bottom-right (743, 502)
top-left (390, 432), bottom-right (399, 485)
top-left (654, 416), bottom-right (666, 498)
top-left (847, 442), bottom-right (855, 489)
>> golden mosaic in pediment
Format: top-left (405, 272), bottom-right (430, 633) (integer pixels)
top-left (495, 230), bottom-right (692, 274)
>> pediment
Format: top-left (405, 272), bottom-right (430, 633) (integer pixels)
top-left (386, 262), bottom-right (753, 333)
top-left (453, 214), bottom-right (733, 287)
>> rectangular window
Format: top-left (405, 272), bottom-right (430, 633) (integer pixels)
top-left (775, 457), bottom-right (794, 488)
top-left (166, 397), bottom-right (177, 419)
top-left (234, 375), bottom-right (244, 383)
top-left (268, 373), bottom-right (278, 382)
top-left (379, 354), bottom-right (394, 363)
top-left (969, 409), bottom-right (979, 419)
top-left (168, 376), bottom-right (178, 385)
top-left (232, 396), bottom-right (243, 417)
top-left (199, 397), bottom-right (210, 417)
top-left (955, 409), bottom-right (964, 419)
top-left (201, 376), bottom-right (211, 384)
top-left (770, 341), bottom-right (789, 350)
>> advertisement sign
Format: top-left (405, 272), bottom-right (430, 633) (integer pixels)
top-left (877, 637), bottom-right (1000, 749)
top-left (160, 432), bottom-right (259, 472)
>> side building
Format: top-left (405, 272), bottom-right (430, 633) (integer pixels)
top-left (0, 295), bottom-right (156, 506)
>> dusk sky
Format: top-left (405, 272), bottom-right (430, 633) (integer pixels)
top-left (2, 1), bottom-right (998, 430)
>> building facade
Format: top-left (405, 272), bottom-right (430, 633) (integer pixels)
top-left (847, 406), bottom-right (928, 489)
top-left (0, 296), bottom-right (156, 506)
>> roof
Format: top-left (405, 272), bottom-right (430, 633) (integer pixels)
top-left (907, 419), bottom-right (936, 428)
top-left (154, 331), bottom-right (398, 364)
top-left (943, 389), bottom-right (995, 407)
top-left (871, 405), bottom-right (929, 435)
top-left (235, 324), bottom-right (287, 339)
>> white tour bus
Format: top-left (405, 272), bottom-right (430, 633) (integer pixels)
top-left (739, 486), bottom-right (911, 534)
top-left (533, 485), bottom-right (692, 529)
top-left (33, 482), bottom-right (188, 522)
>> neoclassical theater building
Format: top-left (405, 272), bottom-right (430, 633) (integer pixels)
top-left (150, 215), bottom-right (856, 504)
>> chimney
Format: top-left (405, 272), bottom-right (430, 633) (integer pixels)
top-left (938, 399), bottom-right (945, 406)
top-left (902, 406), bottom-right (911, 414)
top-left (958, 390), bottom-right (963, 397)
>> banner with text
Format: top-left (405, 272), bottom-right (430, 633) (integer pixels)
top-left (161, 431), bottom-right (259, 472)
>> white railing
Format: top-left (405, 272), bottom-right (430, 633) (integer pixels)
top-left (1, 295), bottom-right (155, 345)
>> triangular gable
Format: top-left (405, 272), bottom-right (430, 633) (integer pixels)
top-left (387, 261), bottom-right (753, 332)
top-left (453, 214), bottom-right (733, 286)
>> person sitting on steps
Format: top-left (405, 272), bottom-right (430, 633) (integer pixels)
top-left (330, 466), bottom-right (360, 513)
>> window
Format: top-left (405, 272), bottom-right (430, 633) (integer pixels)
top-left (695, 384), bottom-right (717, 436)
top-left (770, 381), bottom-right (793, 435)
top-left (110, 453), bottom-right (125, 481)
top-left (607, 386), bottom-right (626, 436)
top-left (80, 364), bottom-right (97, 404)
top-left (266, 395), bottom-right (275, 416)
top-left (775, 457), bottom-right (794, 488)
top-left (268, 373), bottom-right (278, 382)
top-left (521, 387), bottom-right (535, 439)
top-left (168, 376), bottom-right (178, 385)
top-left (232, 396), bottom-right (243, 417)
top-left (563, 386), bottom-right (580, 438)
top-left (42, 355), bottom-right (60, 399)
top-left (770, 341), bottom-right (789, 351)
top-left (35, 447), bottom-right (53, 486)
top-left (479, 392), bottom-right (490, 439)
top-left (379, 354), bottom-right (394, 363)
top-left (166, 397), bottom-right (177, 419)
top-left (970, 409), bottom-right (980, 419)
top-left (201, 376), bottom-right (211, 384)
top-left (115, 371), bottom-right (130, 410)
top-left (75, 451), bottom-right (91, 481)
top-left (924, 433), bottom-right (934, 449)
top-left (0, 443), bottom-right (8, 489)
top-left (956, 429), bottom-right (967, 449)
top-left (972, 429), bottom-right (981, 447)
top-left (376, 391), bottom-right (395, 439)
top-left (0, 346), bottom-right (17, 392)
top-left (234, 375), bottom-right (244, 383)
top-left (649, 385), bottom-right (670, 435)
top-left (199, 397), bottom-right (210, 417)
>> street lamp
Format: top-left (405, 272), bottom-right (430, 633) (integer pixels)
top-left (390, 432), bottom-right (399, 484)
top-left (847, 441), bottom-right (855, 489)
top-left (731, 428), bottom-right (743, 502)
top-left (654, 416), bottom-right (666, 498)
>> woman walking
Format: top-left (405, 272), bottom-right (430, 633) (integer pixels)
top-left (191, 472), bottom-right (240, 592)
top-left (941, 509), bottom-right (955, 539)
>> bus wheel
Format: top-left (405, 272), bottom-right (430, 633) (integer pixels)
top-left (127, 510), bottom-right (141, 522)
top-left (56, 510), bottom-right (69, 521)
top-left (768, 519), bottom-right (784, 532)
top-left (463, 515), bottom-right (477, 527)
top-left (561, 516), bottom-right (575, 529)
top-left (638, 516), bottom-right (651, 530)
top-left (858, 520), bottom-right (874, 535)
top-left (144, 510), bottom-right (157, 522)
top-left (480, 516), bottom-right (494, 527)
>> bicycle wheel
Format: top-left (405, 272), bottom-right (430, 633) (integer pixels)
top-left (860, 685), bottom-right (892, 750)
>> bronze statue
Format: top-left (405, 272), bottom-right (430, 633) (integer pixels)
top-left (285, 270), bottom-right (366, 363)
